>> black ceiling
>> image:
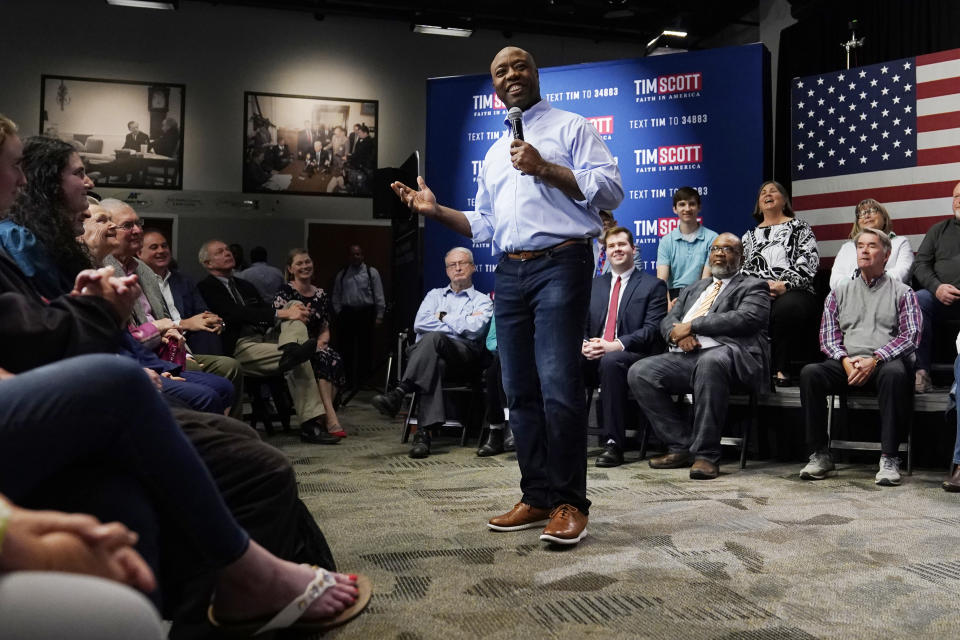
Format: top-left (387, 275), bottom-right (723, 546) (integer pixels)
top-left (195, 1), bottom-right (760, 47)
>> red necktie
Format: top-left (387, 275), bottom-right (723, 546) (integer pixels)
top-left (602, 275), bottom-right (621, 341)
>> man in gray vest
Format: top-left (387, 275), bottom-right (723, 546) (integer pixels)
top-left (799, 228), bottom-right (921, 486)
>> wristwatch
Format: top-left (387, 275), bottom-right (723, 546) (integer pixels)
top-left (438, 311), bottom-right (447, 321)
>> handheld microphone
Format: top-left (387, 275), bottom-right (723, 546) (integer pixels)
top-left (507, 107), bottom-right (524, 141)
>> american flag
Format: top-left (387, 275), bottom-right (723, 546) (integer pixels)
top-left (790, 48), bottom-right (960, 263)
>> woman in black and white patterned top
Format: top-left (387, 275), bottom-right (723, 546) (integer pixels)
top-left (741, 181), bottom-right (820, 386)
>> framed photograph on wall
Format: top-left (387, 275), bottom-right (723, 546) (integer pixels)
top-left (243, 91), bottom-right (378, 197)
top-left (40, 75), bottom-right (185, 190)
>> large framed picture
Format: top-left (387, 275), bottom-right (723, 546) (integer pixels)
top-left (40, 75), bottom-right (185, 190)
top-left (243, 91), bottom-right (378, 197)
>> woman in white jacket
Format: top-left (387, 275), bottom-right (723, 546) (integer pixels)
top-left (829, 198), bottom-right (913, 289)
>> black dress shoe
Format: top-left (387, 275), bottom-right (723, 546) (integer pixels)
top-left (595, 443), bottom-right (624, 468)
top-left (409, 429), bottom-right (431, 459)
top-left (773, 374), bottom-right (794, 388)
top-left (502, 425), bottom-right (515, 452)
top-left (477, 428), bottom-right (504, 457)
top-left (371, 388), bottom-right (405, 418)
top-left (300, 419), bottom-right (340, 445)
top-left (278, 341), bottom-right (317, 373)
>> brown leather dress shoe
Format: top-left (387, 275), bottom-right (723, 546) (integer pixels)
top-left (648, 451), bottom-right (692, 469)
top-left (943, 465), bottom-right (960, 492)
top-left (689, 459), bottom-right (719, 480)
top-left (540, 504), bottom-right (588, 545)
top-left (487, 502), bottom-right (551, 531)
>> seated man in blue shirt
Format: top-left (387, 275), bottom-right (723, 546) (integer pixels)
top-left (371, 247), bottom-right (493, 458)
top-left (656, 187), bottom-right (718, 306)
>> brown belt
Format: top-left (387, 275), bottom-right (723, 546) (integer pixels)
top-left (506, 238), bottom-right (589, 261)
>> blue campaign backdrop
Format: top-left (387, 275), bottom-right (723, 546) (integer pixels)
top-left (424, 43), bottom-right (769, 293)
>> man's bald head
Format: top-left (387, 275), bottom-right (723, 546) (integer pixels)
top-left (490, 46), bottom-right (541, 111)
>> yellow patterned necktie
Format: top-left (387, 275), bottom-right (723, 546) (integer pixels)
top-left (688, 280), bottom-right (722, 320)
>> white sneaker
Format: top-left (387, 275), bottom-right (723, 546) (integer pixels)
top-left (875, 455), bottom-right (902, 486)
top-left (800, 451), bottom-right (834, 480)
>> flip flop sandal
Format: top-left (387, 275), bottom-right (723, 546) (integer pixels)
top-left (328, 426), bottom-right (347, 438)
top-left (208, 566), bottom-right (372, 636)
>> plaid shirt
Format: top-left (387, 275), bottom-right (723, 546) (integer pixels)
top-left (820, 272), bottom-right (922, 362)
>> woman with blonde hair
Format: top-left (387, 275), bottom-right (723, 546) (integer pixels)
top-left (828, 198), bottom-right (913, 289)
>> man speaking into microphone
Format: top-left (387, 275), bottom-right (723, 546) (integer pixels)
top-left (392, 46), bottom-right (623, 546)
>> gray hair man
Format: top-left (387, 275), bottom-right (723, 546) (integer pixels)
top-left (799, 228), bottom-right (920, 486)
top-left (371, 247), bottom-right (493, 459)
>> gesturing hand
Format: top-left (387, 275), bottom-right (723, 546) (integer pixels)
top-left (390, 176), bottom-right (439, 217)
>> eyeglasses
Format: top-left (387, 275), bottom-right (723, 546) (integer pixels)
top-left (709, 246), bottom-right (737, 255)
top-left (857, 207), bottom-right (880, 219)
top-left (116, 219), bottom-right (144, 231)
top-left (445, 260), bottom-right (472, 269)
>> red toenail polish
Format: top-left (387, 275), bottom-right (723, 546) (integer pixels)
top-left (349, 574), bottom-right (358, 581)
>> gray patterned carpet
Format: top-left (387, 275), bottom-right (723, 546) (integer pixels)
top-left (261, 392), bottom-right (960, 640)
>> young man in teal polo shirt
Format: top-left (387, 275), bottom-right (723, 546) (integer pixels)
top-left (656, 186), bottom-right (718, 307)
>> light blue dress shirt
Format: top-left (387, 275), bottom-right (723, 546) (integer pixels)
top-left (466, 100), bottom-right (624, 254)
top-left (414, 285), bottom-right (493, 343)
top-left (656, 225), bottom-right (719, 289)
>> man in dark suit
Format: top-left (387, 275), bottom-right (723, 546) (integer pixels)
top-left (196, 239), bottom-right (337, 444)
top-left (122, 121), bottom-right (149, 152)
top-left (628, 233), bottom-right (771, 479)
top-left (583, 226), bottom-right (666, 467)
top-left (296, 120), bottom-right (315, 159)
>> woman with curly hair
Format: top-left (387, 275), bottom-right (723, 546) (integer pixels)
top-left (2, 135), bottom-right (94, 298)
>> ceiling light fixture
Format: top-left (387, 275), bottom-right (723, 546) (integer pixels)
top-left (413, 24), bottom-right (473, 37)
top-left (105, 0), bottom-right (178, 9)
top-left (646, 29), bottom-right (688, 50)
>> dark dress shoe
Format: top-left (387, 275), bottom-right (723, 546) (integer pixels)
top-left (943, 465), bottom-right (960, 492)
top-left (689, 459), bottom-right (719, 479)
top-left (278, 341), bottom-right (317, 373)
top-left (649, 451), bottom-right (691, 469)
top-left (477, 428), bottom-right (504, 457)
top-left (773, 374), bottom-right (794, 388)
top-left (371, 388), bottom-right (405, 418)
top-left (300, 419), bottom-right (340, 445)
top-left (502, 425), bottom-right (515, 452)
top-left (595, 443), bottom-right (623, 468)
top-left (409, 429), bottom-right (431, 459)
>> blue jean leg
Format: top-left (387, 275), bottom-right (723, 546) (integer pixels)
top-left (916, 288), bottom-right (936, 371)
top-left (0, 354), bottom-right (249, 566)
top-left (495, 243), bottom-right (593, 513)
top-left (161, 370), bottom-right (233, 414)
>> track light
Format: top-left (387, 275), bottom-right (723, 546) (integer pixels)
top-left (106, 0), bottom-right (178, 10)
top-left (412, 24), bottom-right (473, 38)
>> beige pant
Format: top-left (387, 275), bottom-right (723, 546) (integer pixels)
top-left (186, 354), bottom-right (244, 418)
top-left (233, 308), bottom-right (324, 424)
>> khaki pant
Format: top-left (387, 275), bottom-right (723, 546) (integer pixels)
top-left (186, 354), bottom-right (244, 418)
top-left (233, 309), bottom-right (324, 424)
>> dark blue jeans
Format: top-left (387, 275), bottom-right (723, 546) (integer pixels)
top-left (495, 243), bottom-right (593, 514)
top-left (915, 288), bottom-right (960, 371)
top-left (163, 370), bottom-right (234, 414)
top-left (0, 354), bottom-right (249, 569)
